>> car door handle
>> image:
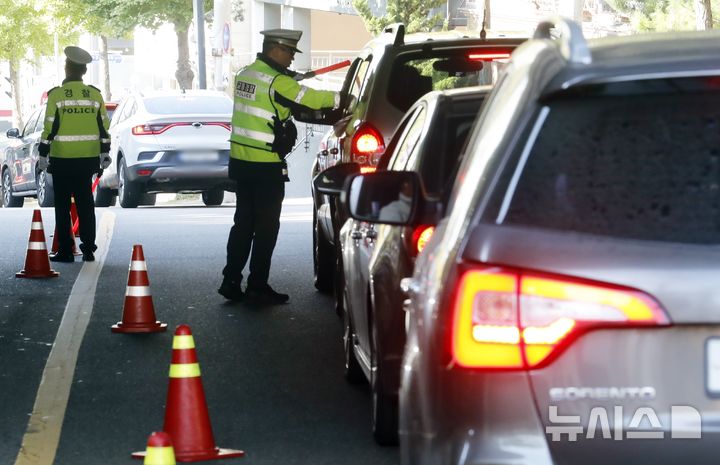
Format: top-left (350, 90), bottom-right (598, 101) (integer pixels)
top-left (329, 148), bottom-right (339, 155)
top-left (364, 228), bottom-right (377, 239)
top-left (351, 230), bottom-right (363, 240)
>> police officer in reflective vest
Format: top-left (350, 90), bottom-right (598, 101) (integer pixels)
top-left (38, 46), bottom-right (112, 263)
top-left (219, 29), bottom-right (341, 305)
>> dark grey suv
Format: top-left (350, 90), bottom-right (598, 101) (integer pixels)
top-left (344, 18), bottom-right (720, 465)
top-left (310, 23), bottom-right (525, 297)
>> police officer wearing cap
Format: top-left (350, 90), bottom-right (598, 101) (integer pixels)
top-left (219, 28), bottom-right (342, 305)
top-left (38, 46), bottom-right (112, 263)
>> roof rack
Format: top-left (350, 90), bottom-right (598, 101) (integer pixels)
top-left (384, 23), bottom-right (406, 47)
top-left (533, 17), bottom-right (591, 65)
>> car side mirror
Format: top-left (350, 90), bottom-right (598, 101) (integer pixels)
top-left (6, 128), bottom-right (20, 139)
top-left (343, 171), bottom-right (425, 226)
top-left (313, 162), bottom-right (360, 196)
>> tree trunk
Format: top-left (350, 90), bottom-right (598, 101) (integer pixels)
top-left (9, 60), bottom-right (22, 129)
top-left (483, 0), bottom-right (491, 30)
top-left (174, 23), bottom-right (195, 90)
top-left (695, 0), bottom-right (713, 30)
top-left (100, 35), bottom-right (112, 100)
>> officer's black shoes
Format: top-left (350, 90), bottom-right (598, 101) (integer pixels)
top-left (49, 252), bottom-right (74, 263)
top-left (218, 279), bottom-right (244, 302)
top-left (79, 244), bottom-right (97, 262)
top-left (244, 284), bottom-right (289, 306)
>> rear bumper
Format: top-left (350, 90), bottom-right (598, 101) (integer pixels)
top-left (126, 163), bottom-right (234, 193)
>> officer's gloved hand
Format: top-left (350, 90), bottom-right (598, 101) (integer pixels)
top-left (100, 153), bottom-right (112, 170)
top-left (37, 155), bottom-right (49, 171)
top-left (38, 142), bottom-right (50, 157)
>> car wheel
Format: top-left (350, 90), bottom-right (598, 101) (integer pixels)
top-left (343, 290), bottom-right (365, 384)
top-left (201, 188), bottom-right (224, 206)
top-left (36, 170), bottom-right (54, 207)
top-left (118, 159), bottom-right (140, 208)
top-left (94, 179), bottom-right (116, 207)
top-left (140, 193), bottom-right (156, 206)
top-left (2, 169), bottom-right (24, 208)
top-left (313, 208), bottom-right (334, 293)
top-left (371, 306), bottom-right (399, 445)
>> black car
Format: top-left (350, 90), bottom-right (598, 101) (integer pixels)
top-left (1, 103), bottom-right (117, 208)
top-left (314, 86), bottom-right (489, 444)
top-left (310, 23), bottom-right (525, 305)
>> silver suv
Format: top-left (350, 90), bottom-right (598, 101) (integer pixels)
top-left (344, 18), bottom-right (720, 465)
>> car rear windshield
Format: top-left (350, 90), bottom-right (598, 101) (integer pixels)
top-left (388, 53), bottom-right (506, 112)
top-left (144, 96), bottom-right (232, 115)
top-left (495, 77), bottom-right (720, 244)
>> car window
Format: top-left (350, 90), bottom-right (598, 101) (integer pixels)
top-left (495, 77), bottom-right (720, 244)
top-left (143, 96), bottom-right (232, 115)
top-left (387, 54), bottom-right (506, 112)
top-left (378, 106), bottom-right (421, 170)
top-left (388, 106), bottom-right (426, 170)
top-left (34, 109), bottom-right (46, 133)
top-left (22, 110), bottom-right (40, 137)
top-left (110, 100), bottom-right (126, 127)
top-left (346, 58), bottom-right (371, 114)
top-left (416, 112), bottom-right (479, 196)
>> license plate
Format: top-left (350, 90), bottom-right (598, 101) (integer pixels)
top-left (178, 152), bottom-right (219, 162)
top-left (706, 338), bottom-right (720, 396)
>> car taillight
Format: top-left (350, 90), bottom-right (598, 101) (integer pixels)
top-left (132, 122), bottom-right (230, 135)
top-left (451, 267), bottom-right (670, 370)
top-left (351, 123), bottom-right (384, 165)
top-left (411, 225), bottom-right (434, 256)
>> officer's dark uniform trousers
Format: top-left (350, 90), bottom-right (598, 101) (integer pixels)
top-left (51, 158), bottom-right (97, 254)
top-left (223, 159), bottom-right (285, 288)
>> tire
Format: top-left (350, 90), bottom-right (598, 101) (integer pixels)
top-left (94, 183), bottom-right (116, 207)
top-left (2, 169), bottom-right (24, 208)
top-left (140, 193), bottom-right (156, 206)
top-left (118, 158), bottom-right (140, 208)
top-left (313, 208), bottom-right (334, 293)
top-left (342, 290), bottom-right (365, 385)
top-left (36, 170), bottom-right (54, 207)
top-left (202, 188), bottom-right (224, 206)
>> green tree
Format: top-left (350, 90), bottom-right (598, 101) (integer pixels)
top-left (606, 0), bottom-right (716, 31)
top-left (352, 0), bottom-right (446, 35)
top-left (91, 0), bottom-right (212, 90)
top-left (0, 0), bottom-right (53, 128)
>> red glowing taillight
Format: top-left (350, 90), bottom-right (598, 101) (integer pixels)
top-left (467, 49), bottom-right (513, 61)
top-left (411, 225), bottom-right (434, 255)
top-left (132, 122), bottom-right (230, 135)
top-left (451, 268), bottom-right (670, 370)
top-left (351, 123), bottom-right (384, 165)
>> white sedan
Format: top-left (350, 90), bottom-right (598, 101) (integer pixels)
top-left (97, 90), bottom-right (234, 208)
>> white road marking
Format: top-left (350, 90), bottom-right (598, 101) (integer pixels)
top-left (14, 211), bottom-right (115, 465)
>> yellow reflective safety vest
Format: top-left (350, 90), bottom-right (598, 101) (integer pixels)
top-left (230, 56), bottom-right (339, 163)
top-left (41, 80), bottom-right (111, 159)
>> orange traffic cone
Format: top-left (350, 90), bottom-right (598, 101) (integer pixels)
top-left (143, 432), bottom-right (176, 465)
top-left (132, 325), bottom-right (245, 462)
top-left (50, 225), bottom-right (81, 256)
top-left (16, 209), bottom-right (59, 279)
top-left (112, 245), bottom-right (167, 333)
top-left (70, 195), bottom-right (80, 235)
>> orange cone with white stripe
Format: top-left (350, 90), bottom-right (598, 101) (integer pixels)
top-left (112, 245), bottom-right (167, 333)
top-left (132, 325), bottom-right (245, 462)
top-left (143, 432), bottom-right (176, 465)
top-left (16, 209), bottom-right (59, 279)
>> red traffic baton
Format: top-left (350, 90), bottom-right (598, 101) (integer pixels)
top-left (295, 59), bottom-right (351, 80)
top-left (72, 175), bottom-right (102, 234)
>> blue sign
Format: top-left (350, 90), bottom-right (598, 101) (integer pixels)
top-left (223, 23), bottom-right (231, 53)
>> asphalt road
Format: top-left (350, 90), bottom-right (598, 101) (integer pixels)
top-left (0, 130), bottom-right (398, 465)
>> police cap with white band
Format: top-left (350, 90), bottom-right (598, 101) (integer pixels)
top-left (64, 46), bottom-right (93, 65)
top-left (261, 29), bottom-right (303, 53)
